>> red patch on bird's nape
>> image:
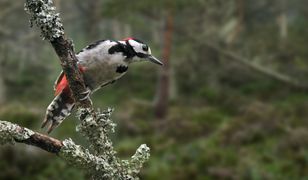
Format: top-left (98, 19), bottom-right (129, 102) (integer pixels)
top-left (123, 37), bottom-right (134, 41)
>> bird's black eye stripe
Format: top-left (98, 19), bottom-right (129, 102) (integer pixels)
top-left (142, 45), bottom-right (148, 51)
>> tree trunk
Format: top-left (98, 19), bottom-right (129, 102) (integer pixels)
top-left (0, 46), bottom-right (6, 105)
top-left (112, 20), bottom-right (121, 40)
top-left (123, 23), bottom-right (131, 38)
top-left (278, 14), bottom-right (288, 40)
top-left (277, 0), bottom-right (288, 47)
top-left (0, 76), bottom-right (5, 105)
top-left (86, 0), bottom-right (101, 41)
top-left (169, 65), bottom-right (177, 100)
top-left (154, 10), bottom-right (174, 119)
top-left (227, 0), bottom-right (244, 45)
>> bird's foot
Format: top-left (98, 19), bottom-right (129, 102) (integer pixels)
top-left (79, 89), bottom-right (91, 102)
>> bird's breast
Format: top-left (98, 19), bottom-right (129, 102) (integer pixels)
top-left (79, 56), bottom-right (128, 91)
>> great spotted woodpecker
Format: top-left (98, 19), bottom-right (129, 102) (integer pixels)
top-left (41, 37), bottom-right (162, 133)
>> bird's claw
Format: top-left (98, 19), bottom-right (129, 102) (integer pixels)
top-left (79, 89), bottom-right (91, 101)
top-left (80, 89), bottom-right (91, 95)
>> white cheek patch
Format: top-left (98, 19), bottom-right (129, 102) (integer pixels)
top-left (129, 40), bottom-right (140, 47)
top-left (129, 40), bottom-right (143, 53)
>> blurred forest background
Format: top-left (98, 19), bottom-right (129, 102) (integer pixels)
top-left (1, 0), bottom-right (308, 179)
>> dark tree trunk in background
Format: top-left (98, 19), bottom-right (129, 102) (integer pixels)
top-left (227, 0), bottom-right (244, 44)
top-left (154, 10), bottom-right (174, 119)
top-left (123, 24), bottom-right (131, 39)
top-left (278, 13), bottom-right (288, 40)
top-left (112, 20), bottom-right (122, 39)
top-left (112, 21), bottom-right (131, 40)
top-left (278, 0), bottom-right (288, 47)
top-left (0, 75), bottom-right (5, 105)
top-left (86, 0), bottom-right (101, 41)
top-left (0, 46), bottom-right (6, 105)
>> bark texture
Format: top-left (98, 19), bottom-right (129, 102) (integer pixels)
top-left (154, 9), bottom-right (174, 119)
top-left (0, 121), bottom-right (63, 153)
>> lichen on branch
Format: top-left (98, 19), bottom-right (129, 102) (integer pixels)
top-left (0, 121), bottom-right (35, 145)
top-left (24, 0), bottom-right (64, 40)
top-left (24, 0), bottom-right (92, 108)
top-left (76, 108), bottom-right (117, 155)
top-left (0, 108), bottom-right (150, 179)
top-left (18, 0), bottom-right (151, 179)
top-left (72, 108), bottom-right (151, 179)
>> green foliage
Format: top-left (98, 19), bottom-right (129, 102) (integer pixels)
top-left (36, 158), bottom-right (85, 180)
top-left (0, 146), bottom-right (85, 180)
top-left (0, 104), bottom-right (40, 128)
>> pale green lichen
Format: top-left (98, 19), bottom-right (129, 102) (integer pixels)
top-left (24, 0), bottom-right (64, 40)
top-left (128, 144), bottom-right (151, 175)
top-left (60, 138), bottom-right (102, 169)
top-left (0, 120), bottom-right (35, 145)
top-left (76, 108), bottom-right (117, 156)
top-left (0, 111), bottom-right (150, 179)
top-left (59, 108), bottom-right (150, 180)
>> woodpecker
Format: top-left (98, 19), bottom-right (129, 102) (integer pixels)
top-left (41, 37), bottom-right (162, 133)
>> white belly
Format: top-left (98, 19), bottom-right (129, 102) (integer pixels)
top-left (78, 54), bottom-right (127, 91)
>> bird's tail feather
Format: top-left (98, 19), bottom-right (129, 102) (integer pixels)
top-left (41, 91), bottom-right (75, 133)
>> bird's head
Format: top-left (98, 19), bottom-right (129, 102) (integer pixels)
top-left (123, 37), bottom-right (163, 66)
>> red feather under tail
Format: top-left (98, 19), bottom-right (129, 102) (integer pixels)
top-left (54, 66), bottom-right (86, 96)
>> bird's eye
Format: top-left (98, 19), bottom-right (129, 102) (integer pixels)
top-left (142, 45), bottom-right (148, 51)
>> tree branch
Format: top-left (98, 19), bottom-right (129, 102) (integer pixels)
top-left (50, 37), bottom-right (92, 108)
top-left (0, 1), bottom-right (151, 179)
top-left (25, 0), bottom-right (92, 108)
top-left (0, 121), bottom-right (63, 153)
top-left (0, 108), bottom-right (150, 179)
top-left (204, 42), bottom-right (308, 90)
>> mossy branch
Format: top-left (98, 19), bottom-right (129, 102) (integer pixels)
top-left (0, 111), bottom-right (150, 179)
top-left (0, 0), bottom-right (150, 179)
top-left (24, 0), bottom-right (91, 108)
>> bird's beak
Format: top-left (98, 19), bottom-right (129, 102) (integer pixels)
top-left (148, 55), bottom-right (163, 66)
